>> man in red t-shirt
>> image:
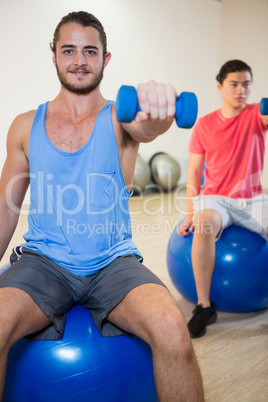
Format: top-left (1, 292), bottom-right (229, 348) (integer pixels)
top-left (178, 59), bottom-right (268, 338)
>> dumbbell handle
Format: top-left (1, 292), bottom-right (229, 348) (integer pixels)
top-left (116, 85), bottom-right (198, 129)
top-left (260, 98), bottom-right (268, 115)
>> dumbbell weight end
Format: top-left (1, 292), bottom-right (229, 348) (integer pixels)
top-left (116, 85), bottom-right (198, 128)
top-left (260, 98), bottom-right (268, 116)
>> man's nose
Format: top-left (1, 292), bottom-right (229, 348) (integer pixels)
top-left (74, 52), bottom-right (87, 66)
top-left (237, 84), bottom-right (245, 94)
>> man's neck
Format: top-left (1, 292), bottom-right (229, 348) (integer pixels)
top-left (220, 103), bottom-right (245, 119)
top-left (51, 86), bottom-right (107, 120)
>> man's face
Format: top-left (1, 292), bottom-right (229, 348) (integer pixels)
top-left (53, 23), bottom-right (111, 95)
top-left (218, 71), bottom-right (252, 111)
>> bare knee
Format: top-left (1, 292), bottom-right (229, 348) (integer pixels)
top-left (149, 307), bottom-right (193, 361)
top-left (194, 209), bottom-right (222, 240)
top-left (0, 312), bottom-right (15, 354)
top-left (0, 304), bottom-right (25, 352)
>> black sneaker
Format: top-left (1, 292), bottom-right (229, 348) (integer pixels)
top-left (187, 301), bottom-right (217, 338)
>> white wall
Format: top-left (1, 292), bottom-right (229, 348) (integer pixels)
top-left (0, 0), bottom-right (267, 204)
top-left (219, 0), bottom-right (268, 188)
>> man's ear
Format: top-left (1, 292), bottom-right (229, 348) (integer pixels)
top-left (52, 52), bottom-right (56, 68)
top-left (103, 52), bottom-right (112, 68)
top-left (217, 82), bottom-right (222, 93)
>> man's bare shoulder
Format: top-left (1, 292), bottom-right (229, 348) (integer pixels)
top-left (6, 110), bottom-right (36, 159)
top-left (10, 110), bottom-right (36, 132)
top-left (7, 109), bottom-right (36, 145)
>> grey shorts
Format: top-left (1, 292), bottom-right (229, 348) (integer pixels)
top-left (0, 247), bottom-right (165, 341)
top-left (192, 194), bottom-right (268, 241)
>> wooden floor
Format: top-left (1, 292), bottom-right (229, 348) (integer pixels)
top-left (1, 190), bottom-right (268, 401)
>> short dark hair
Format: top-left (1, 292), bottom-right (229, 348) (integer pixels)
top-left (216, 60), bottom-right (253, 85)
top-left (50, 11), bottom-right (107, 56)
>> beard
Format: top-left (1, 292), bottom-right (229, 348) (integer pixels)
top-left (55, 63), bottom-right (104, 95)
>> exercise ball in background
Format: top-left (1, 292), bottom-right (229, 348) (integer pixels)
top-left (133, 154), bottom-right (151, 194)
top-left (167, 223), bottom-right (268, 312)
top-left (149, 152), bottom-right (180, 192)
top-left (3, 305), bottom-right (157, 402)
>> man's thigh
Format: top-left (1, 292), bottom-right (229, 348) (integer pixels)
top-left (0, 287), bottom-right (52, 347)
top-left (107, 283), bottom-right (179, 343)
top-left (0, 250), bottom-right (76, 340)
top-left (192, 196), bottom-right (231, 228)
top-left (231, 195), bottom-right (268, 240)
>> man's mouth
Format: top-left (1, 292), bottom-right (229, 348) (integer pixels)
top-left (70, 69), bottom-right (90, 76)
top-left (70, 68), bottom-right (90, 77)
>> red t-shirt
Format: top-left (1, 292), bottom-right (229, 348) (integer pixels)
top-left (188, 104), bottom-right (268, 198)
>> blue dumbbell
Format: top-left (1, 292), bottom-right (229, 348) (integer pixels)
top-left (260, 98), bottom-right (268, 115)
top-left (116, 85), bottom-right (198, 129)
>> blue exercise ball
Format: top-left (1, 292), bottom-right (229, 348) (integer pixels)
top-left (3, 305), bottom-right (157, 402)
top-left (167, 224), bottom-right (268, 312)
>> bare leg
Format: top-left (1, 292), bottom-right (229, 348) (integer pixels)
top-left (192, 209), bottom-right (222, 307)
top-left (107, 283), bottom-right (204, 402)
top-left (0, 287), bottom-right (52, 399)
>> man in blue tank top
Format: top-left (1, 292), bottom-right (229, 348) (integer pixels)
top-left (0, 11), bottom-right (204, 401)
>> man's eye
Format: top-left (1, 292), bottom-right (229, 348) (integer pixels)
top-left (64, 50), bottom-right (73, 55)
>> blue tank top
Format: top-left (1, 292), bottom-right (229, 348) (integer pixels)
top-left (22, 101), bottom-right (142, 276)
